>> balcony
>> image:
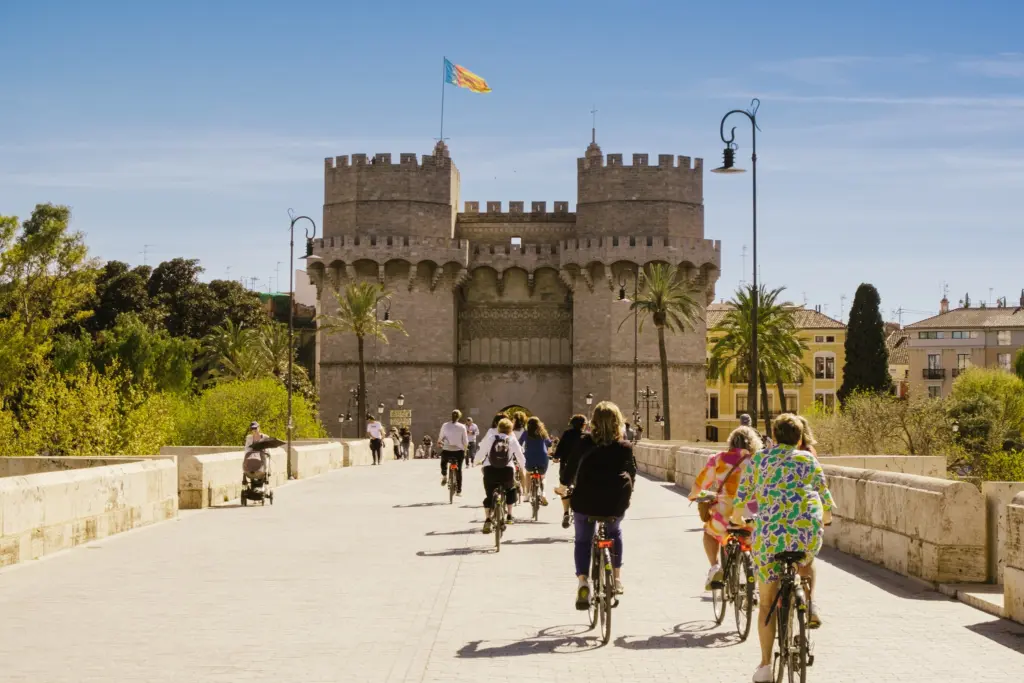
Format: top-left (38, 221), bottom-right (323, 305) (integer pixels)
top-left (952, 368), bottom-right (962, 378)
top-left (922, 368), bottom-right (946, 380)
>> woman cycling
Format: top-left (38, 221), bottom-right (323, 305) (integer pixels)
top-left (522, 416), bottom-right (552, 507)
top-left (565, 401), bottom-right (635, 608)
top-left (688, 425), bottom-right (762, 590)
top-left (733, 413), bottom-right (835, 683)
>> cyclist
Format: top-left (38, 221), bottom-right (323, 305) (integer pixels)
top-left (554, 414), bottom-right (588, 529)
top-left (732, 413), bottom-right (835, 683)
top-left (688, 425), bottom-right (762, 590)
top-left (366, 414), bottom-right (385, 465)
top-left (438, 410), bottom-right (469, 496)
top-left (465, 417), bottom-right (480, 467)
top-left (477, 417), bottom-right (527, 533)
top-left (566, 401), bottom-right (635, 608)
top-left (522, 416), bottom-right (552, 507)
top-left (511, 411), bottom-right (528, 446)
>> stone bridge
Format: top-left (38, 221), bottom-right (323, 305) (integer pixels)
top-left (0, 441), bottom-right (1022, 682)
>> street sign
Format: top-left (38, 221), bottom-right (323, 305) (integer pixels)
top-left (390, 409), bottom-right (412, 427)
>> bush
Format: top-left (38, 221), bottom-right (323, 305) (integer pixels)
top-left (949, 368), bottom-right (1024, 453)
top-left (169, 377), bottom-right (324, 446)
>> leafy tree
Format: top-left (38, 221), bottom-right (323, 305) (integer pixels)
top-left (169, 377), bottom-right (324, 446)
top-left (948, 368), bottom-right (1024, 472)
top-left (1014, 348), bottom-right (1024, 382)
top-left (708, 285), bottom-right (808, 434)
top-left (93, 313), bottom-right (196, 393)
top-left (838, 283), bottom-right (892, 403)
top-left (318, 282), bottom-right (406, 427)
top-left (0, 204), bottom-right (99, 397)
top-left (207, 279), bottom-right (268, 331)
top-left (147, 258), bottom-right (215, 338)
top-left (86, 260), bottom-right (155, 332)
top-left (623, 263), bottom-right (701, 440)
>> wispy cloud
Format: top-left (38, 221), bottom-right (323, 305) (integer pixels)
top-left (713, 92), bottom-right (1024, 109)
top-left (757, 55), bottom-right (930, 86)
top-left (958, 53), bottom-right (1024, 79)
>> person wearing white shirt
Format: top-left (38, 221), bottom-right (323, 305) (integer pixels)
top-left (478, 416), bottom-right (528, 533)
top-left (437, 410), bottom-right (469, 495)
top-left (366, 415), bottom-right (385, 465)
top-left (465, 417), bottom-right (480, 468)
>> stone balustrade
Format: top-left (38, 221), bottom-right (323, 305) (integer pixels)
top-left (0, 459), bottom-right (178, 568)
top-left (1004, 492), bottom-right (1024, 623)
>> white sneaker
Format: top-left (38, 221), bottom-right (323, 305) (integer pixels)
top-left (705, 564), bottom-right (723, 590)
top-left (752, 664), bottom-right (773, 682)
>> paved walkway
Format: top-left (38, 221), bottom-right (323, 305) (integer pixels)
top-left (1, 460), bottom-right (1022, 682)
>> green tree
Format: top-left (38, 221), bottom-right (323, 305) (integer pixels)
top-left (86, 261), bottom-right (156, 332)
top-left (708, 285), bottom-right (809, 434)
top-left (93, 313), bottom-right (196, 393)
top-left (207, 279), bottom-right (268, 331)
top-left (949, 368), bottom-right (1024, 466)
top-left (623, 263), bottom-right (701, 440)
top-left (1014, 348), bottom-right (1024, 382)
top-left (0, 204), bottom-right (99, 397)
top-left (838, 283), bottom-right (892, 403)
top-left (318, 282), bottom-right (406, 427)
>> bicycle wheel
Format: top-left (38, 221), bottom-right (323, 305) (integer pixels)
top-left (773, 585), bottom-right (791, 683)
top-left (494, 492), bottom-right (504, 552)
top-left (734, 552), bottom-right (755, 641)
top-left (449, 472), bottom-right (456, 504)
top-left (531, 481), bottom-right (540, 521)
top-left (789, 592), bottom-right (808, 683)
top-left (711, 565), bottom-right (727, 626)
top-left (587, 544), bottom-right (599, 629)
top-left (600, 549), bottom-right (613, 644)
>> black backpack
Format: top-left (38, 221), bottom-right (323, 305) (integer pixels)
top-left (489, 434), bottom-right (511, 467)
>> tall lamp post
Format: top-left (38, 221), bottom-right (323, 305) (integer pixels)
top-left (712, 99), bottom-right (760, 429)
top-left (638, 385), bottom-right (659, 438)
top-left (618, 269), bottom-right (640, 426)
top-left (287, 210), bottom-right (320, 480)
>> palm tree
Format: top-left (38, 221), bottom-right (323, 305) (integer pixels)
top-left (197, 319), bottom-right (258, 386)
top-left (622, 263), bottom-right (702, 440)
top-left (708, 285), bottom-right (809, 435)
top-left (317, 281), bottom-right (406, 427)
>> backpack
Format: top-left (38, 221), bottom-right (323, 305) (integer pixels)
top-left (489, 434), bottom-right (511, 467)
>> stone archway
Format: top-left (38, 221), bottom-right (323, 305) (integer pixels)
top-left (500, 404), bottom-right (531, 418)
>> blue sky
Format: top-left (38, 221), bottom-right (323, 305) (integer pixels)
top-left (2, 1), bottom-right (1022, 324)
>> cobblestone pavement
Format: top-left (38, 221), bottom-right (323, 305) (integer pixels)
top-left (1, 460), bottom-right (1022, 682)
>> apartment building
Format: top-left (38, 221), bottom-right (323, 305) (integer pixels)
top-left (705, 303), bottom-right (846, 441)
top-left (886, 329), bottom-right (910, 398)
top-left (904, 294), bottom-right (1024, 398)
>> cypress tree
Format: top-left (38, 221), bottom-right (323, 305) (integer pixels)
top-left (838, 283), bottom-right (893, 403)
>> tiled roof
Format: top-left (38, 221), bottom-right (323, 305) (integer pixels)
top-left (706, 303), bottom-right (845, 330)
top-left (905, 306), bottom-right (1024, 329)
top-left (886, 330), bottom-right (910, 366)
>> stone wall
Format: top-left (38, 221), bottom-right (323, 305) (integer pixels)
top-left (0, 456), bottom-right (147, 477)
top-left (0, 459), bottom-right (178, 568)
top-left (1005, 492), bottom-right (1024, 624)
top-left (288, 443), bottom-right (345, 479)
top-left (175, 449), bottom-right (288, 509)
top-left (816, 456), bottom-right (946, 479)
top-left (982, 482), bottom-right (1024, 583)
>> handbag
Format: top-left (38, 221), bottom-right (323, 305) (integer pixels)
top-left (697, 456), bottom-right (748, 523)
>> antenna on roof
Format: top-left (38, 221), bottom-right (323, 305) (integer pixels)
top-left (840, 294), bottom-right (847, 321)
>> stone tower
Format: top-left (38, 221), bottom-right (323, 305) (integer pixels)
top-left (308, 139), bottom-right (720, 440)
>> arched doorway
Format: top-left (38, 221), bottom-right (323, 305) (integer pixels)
top-left (500, 404), bottom-right (531, 417)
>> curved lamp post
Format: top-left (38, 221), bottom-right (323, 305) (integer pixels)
top-left (287, 210), bottom-right (320, 479)
top-left (618, 269), bottom-right (640, 425)
top-left (712, 99), bottom-right (761, 429)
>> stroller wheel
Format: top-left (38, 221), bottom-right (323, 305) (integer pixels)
top-left (241, 494), bottom-right (247, 507)
top-left (268, 491), bottom-right (274, 505)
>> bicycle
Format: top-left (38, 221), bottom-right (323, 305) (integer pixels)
top-left (585, 516), bottom-right (619, 645)
top-left (692, 491), bottom-right (756, 640)
top-left (768, 551), bottom-right (814, 683)
top-left (491, 487), bottom-right (507, 552)
top-left (447, 461), bottom-right (458, 504)
top-left (528, 469), bottom-right (544, 521)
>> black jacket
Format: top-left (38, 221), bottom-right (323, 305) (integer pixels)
top-left (555, 427), bottom-right (584, 483)
top-left (568, 435), bottom-right (636, 517)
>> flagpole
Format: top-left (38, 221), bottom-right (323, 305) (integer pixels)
top-left (439, 56), bottom-right (446, 142)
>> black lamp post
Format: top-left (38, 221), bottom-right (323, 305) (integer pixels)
top-left (638, 385), bottom-right (659, 438)
top-left (585, 392), bottom-right (594, 408)
top-left (397, 393), bottom-right (405, 407)
top-left (618, 268), bottom-right (640, 426)
top-left (712, 99), bottom-right (761, 430)
top-left (287, 210), bottom-right (320, 479)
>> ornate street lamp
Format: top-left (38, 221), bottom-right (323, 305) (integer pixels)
top-left (377, 402), bottom-right (385, 416)
top-left (618, 268), bottom-right (640, 425)
top-left (286, 209), bottom-right (320, 479)
top-left (585, 392), bottom-right (594, 407)
top-left (712, 99), bottom-right (761, 429)
top-left (397, 393), bottom-right (405, 407)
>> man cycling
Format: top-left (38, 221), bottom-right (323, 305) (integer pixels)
top-left (438, 410), bottom-right (469, 496)
top-left (477, 416), bottom-right (527, 533)
top-left (465, 417), bottom-right (480, 467)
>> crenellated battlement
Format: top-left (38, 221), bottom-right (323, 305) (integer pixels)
top-left (577, 153), bottom-right (703, 172)
top-left (460, 200), bottom-right (573, 216)
top-left (324, 151), bottom-right (453, 171)
top-left (559, 235), bottom-right (721, 273)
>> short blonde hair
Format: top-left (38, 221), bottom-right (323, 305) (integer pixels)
top-left (772, 413), bottom-right (804, 446)
top-left (796, 415), bottom-right (817, 449)
top-left (727, 426), bottom-right (763, 453)
top-left (497, 418), bottom-right (514, 435)
top-left (590, 401), bottom-right (624, 447)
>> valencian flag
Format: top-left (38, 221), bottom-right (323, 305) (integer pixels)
top-left (444, 58), bottom-right (491, 93)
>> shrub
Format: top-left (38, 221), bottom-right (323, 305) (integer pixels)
top-left (169, 377), bottom-right (324, 446)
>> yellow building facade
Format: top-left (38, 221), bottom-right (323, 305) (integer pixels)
top-left (704, 303), bottom-right (847, 441)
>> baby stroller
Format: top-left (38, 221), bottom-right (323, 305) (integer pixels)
top-left (241, 437), bottom-right (283, 506)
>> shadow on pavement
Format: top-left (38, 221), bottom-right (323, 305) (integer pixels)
top-left (416, 547), bottom-right (493, 557)
top-left (502, 536), bottom-right (572, 546)
top-left (393, 502), bottom-right (448, 508)
top-left (424, 529), bottom-right (480, 536)
top-left (614, 620), bottom-right (741, 650)
top-left (818, 548), bottom-right (950, 601)
top-left (965, 620), bottom-right (1024, 655)
top-left (458, 624), bottom-right (603, 657)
